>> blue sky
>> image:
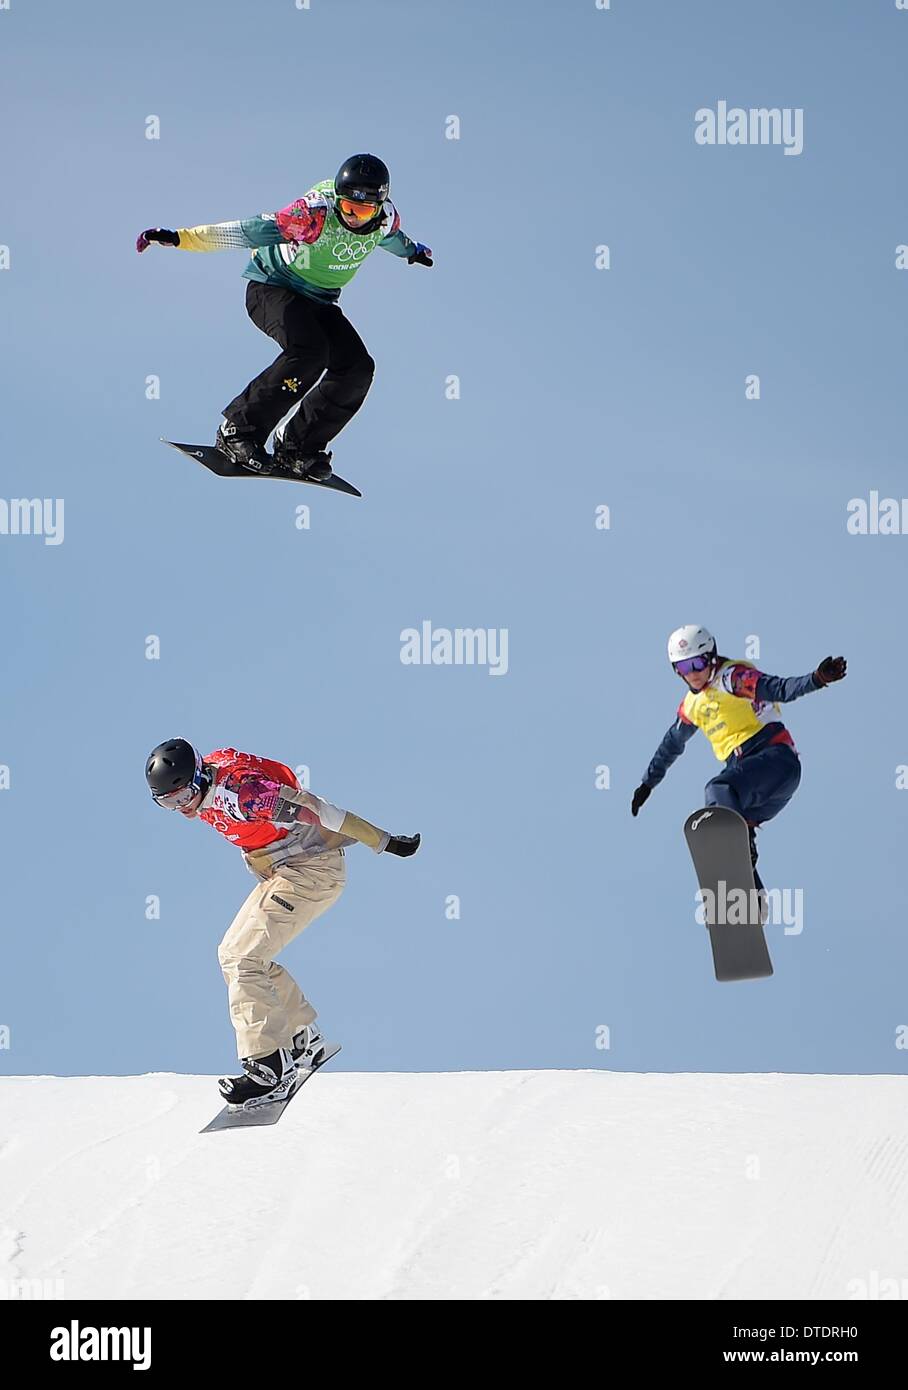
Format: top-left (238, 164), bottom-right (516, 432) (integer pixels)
top-left (2, 0), bottom-right (906, 1079)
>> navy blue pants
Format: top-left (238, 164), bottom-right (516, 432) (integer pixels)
top-left (705, 742), bottom-right (801, 826)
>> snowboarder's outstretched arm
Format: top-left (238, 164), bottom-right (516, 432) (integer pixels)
top-left (168, 214), bottom-right (292, 254)
top-left (269, 784), bottom-right (420, 856)
top-left (725, 657), bottom-right (847, 704)
top-left (136, 217), bottom-right (286, 254)
top-left (374, 203), bottom-right (432, 265)
top-left (632, 712), bottom-right (697, 814)
top-left (644, 712), bottom-right (698, 788)
top-left (137, 194), bottom-right (330, 255)
top-left (380, 228), bottom-right (432, 264)
top-left (199, 751), bottom-right (420, 857)
top-left (379, 227), bottom-right (432, 265)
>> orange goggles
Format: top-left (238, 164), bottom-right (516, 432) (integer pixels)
top-left (337, 196), bottom-right (379, 221)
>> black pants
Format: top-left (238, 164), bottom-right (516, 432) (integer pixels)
top-left (223, 282), bottom-right (375, 450)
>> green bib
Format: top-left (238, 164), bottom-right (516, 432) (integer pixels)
top-left (287, 179), bottom-right (386, 289)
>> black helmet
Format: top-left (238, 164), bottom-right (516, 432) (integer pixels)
top-left (145, 738), bottom-right (203, 800)
top-left (334, 153), bottom-right (390, 207)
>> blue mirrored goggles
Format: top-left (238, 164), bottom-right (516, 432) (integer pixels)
top-left (673, 654), bottom-right (713, 676)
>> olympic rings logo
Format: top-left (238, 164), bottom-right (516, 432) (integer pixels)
top-left (331, 240), bottom-right (374, 260)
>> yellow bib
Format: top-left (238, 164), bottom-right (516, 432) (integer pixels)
top-left (682, 661), bottom-right (781, 762)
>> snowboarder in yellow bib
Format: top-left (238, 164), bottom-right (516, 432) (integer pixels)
top-left (631, 625), bottom-right (847, 886)
top-left (137, 154), bottom-right (432, 480)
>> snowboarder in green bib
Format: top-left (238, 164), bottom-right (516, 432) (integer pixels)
top-left (137, 154), bottom-right (432, 480)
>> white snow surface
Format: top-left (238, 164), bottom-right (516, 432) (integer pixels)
top-left (0, 1070), bottom-right (905, 1301)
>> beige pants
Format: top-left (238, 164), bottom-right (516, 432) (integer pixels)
top-left (217, 850), bottom-right (346, 1060)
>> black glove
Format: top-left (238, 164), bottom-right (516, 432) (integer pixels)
top-left (407, 243), bottom-right (433, 267)
top-left (814, 655), bottom-right (847, 686)
top-left (136, 227), bottom-right (180, 253)
top-left (385, 833), bottom-right (421, 857)
top-left (631, 784), bottom-right (652, 818)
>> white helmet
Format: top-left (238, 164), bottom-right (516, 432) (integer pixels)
top-left (667, 625), bottom-right (716, 664)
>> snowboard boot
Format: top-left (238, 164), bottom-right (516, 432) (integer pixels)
top-left (272, 430), bottom-right (333, 482)
top-left (290, 1023), bottom-right (327, 1069)
top-left (215, 421), bottom-right (274, 475)
top-left (218, 1047), bottom-right (296, 1109)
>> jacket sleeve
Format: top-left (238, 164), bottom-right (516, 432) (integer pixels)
top-left (725, 664), bottom-right (821, 705)
top-left (643, 710), bottom-right (698, 788)
top-left (175, 214), bottom-right (289, 253)
top-left (270, 785), bottom-right (390, 853)
top-left (376, 202), bottom-right (417, 259)
top-left (379, 228), bottom-right (417, 258)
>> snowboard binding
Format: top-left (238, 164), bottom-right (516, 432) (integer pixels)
top-left (163, 440), bottom-right (362, 497)
top-left (215, 422), bottom-right (274, 475)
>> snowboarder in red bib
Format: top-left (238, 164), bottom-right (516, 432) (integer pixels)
top-left (631, 626), bottom-right (847, 886)
top-left (145, 739), bottom-right (420, 1109)
top-left (137, 154), bottom-right (432, 480)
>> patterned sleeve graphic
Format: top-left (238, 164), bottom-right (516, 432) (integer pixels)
top-left (274, 194), bottom-right (328, 244)
top-left (235, 774), bottom-right (285, 822)
top-left (725, 664), bottom-right (761, 701)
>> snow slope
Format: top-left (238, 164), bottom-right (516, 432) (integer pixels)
top-left (0, 1071), bottom-right (905, 1301)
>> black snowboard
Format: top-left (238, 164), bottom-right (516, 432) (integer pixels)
top-left (683, 807), bottom-right (773, 982)
top-left (201, 1043), bottom-right (342, 1133)
top-left (163, 440), bottom-right (362, 498)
